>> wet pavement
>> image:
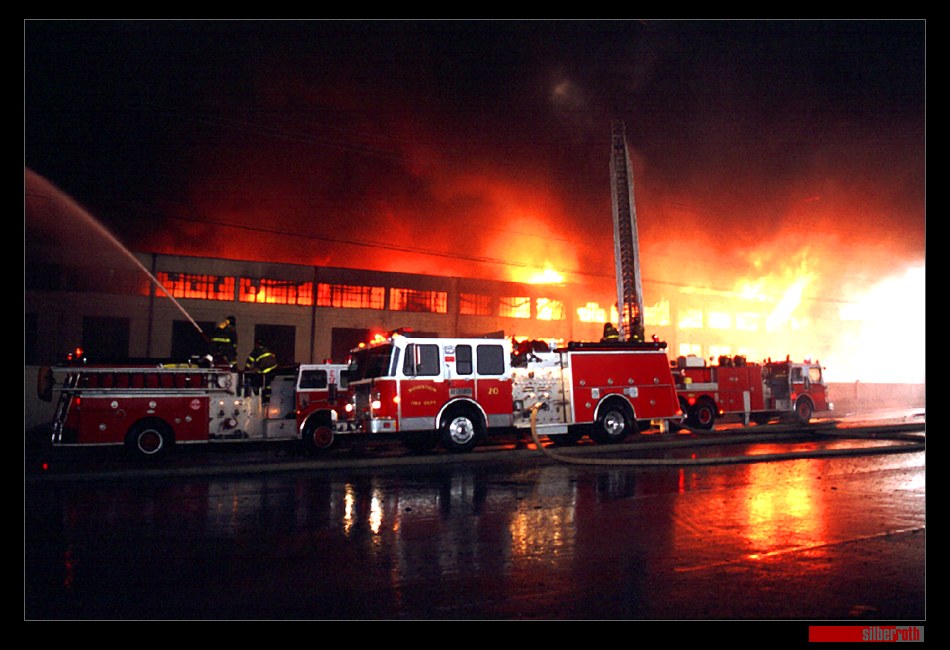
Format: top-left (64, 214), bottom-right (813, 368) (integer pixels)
top-left (24, 417), bottom-right (925, 621)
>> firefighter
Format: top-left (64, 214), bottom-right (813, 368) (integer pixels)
top-left (246, 338), bottom-right (278, 375)
top-left (209, 315), bottom-right (238, 367)
top-left (601, 322), bottom-right (620, 343)
top-left (245, 338), bottom-right (278, 398)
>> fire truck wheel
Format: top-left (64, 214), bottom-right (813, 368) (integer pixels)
top-left (301, 419), bottom-right (336, 453)
top-left (592, 403), bottom-right (633, 444)
top-left (793, 398), bottom-right (814, 425)
top-left (687, 400), bottom-right (716, 430)
top-left (440, 409), bottom-right (483, 453)
top-left (125, 419), bottom-right (173, 459)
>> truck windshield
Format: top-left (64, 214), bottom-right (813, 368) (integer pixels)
top-left (348, 344), bottom-right (398, 381)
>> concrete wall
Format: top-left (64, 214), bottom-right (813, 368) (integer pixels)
top-left (826, 382), bottom-right (925, 415)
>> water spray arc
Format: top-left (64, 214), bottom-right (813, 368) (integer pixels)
top-left (26, 169), bottom-right (207, 341)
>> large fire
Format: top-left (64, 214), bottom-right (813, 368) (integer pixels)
top-left (27, 156), bottom-right (924, 386)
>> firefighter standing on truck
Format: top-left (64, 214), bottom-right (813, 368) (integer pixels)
top-left (209, 315), bottom-right (238, 367)
top-left (601, 322), bottom-right (620, 342)
top-left (246, 338), bottom-right (278, 398)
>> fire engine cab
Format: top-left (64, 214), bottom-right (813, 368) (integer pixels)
top-left (345, 332), bottom-right (682, 452)
top-left (674, 355), bottom-right (833, 429)
top-left (38, 361), bottom-right (351, 458)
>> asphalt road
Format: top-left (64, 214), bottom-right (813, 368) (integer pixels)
top-left (24, 415), bottom-right (925, 625)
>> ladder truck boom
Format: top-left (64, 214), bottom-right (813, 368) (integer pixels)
top-left (610, 120), bottom-right (646, 343)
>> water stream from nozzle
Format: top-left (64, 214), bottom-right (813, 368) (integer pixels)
top-left (25, 168), bottom-right (207, 339)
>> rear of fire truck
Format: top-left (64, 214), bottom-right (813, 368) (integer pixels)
top-left (510, 340), bottom-right (682, 445)
top-left (43, 364), bottom-right (238, 457)
top-left (40, 362), bottom-right (336, 458)
top-left (295, 363), bottom-right (353, 452)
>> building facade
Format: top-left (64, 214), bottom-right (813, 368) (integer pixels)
top-left (25, 251), bottom-right (613, 368)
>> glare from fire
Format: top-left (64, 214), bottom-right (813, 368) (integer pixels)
top-left (648, 255), bottom-right (924, 384)
top-left (831, 265), bottom-right (925, 384)
top-left (766, 278), bottom-right (810, 332)
top-left (525, 264), bottom-right (565, 285)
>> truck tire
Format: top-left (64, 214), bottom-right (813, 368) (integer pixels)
top-left (440, 408), bottom-right (482, 453)
top-left (125, 418), bottom-right (173, 459)
top-left (591, 402), bottom-right (634, 444)
top-left (301, 417), bottom-right (336, 454)
top-left (687, 400), bottom-right (716, 430)
top-left (793, 397), bottom-right (814, 425)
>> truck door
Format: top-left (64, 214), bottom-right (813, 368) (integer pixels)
top-left (400, 342), bottom-right (446, 428)
top-left (474, 342), bottom-right (512, 428)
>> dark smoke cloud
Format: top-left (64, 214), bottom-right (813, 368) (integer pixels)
top-left (25, 20), bottom-right (924, 293)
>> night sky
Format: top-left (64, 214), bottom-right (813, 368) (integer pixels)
top-left (25, 19), bottom-right (925, 295)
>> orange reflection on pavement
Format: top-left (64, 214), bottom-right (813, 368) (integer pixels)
top-left (739, 452), bottom-right (828, 559)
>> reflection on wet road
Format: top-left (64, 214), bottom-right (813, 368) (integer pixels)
top-left (25, 439), bottom-right (924, 620)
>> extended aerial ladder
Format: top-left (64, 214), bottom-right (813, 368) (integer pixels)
top-left (609, 120), bottom-right (646, 342)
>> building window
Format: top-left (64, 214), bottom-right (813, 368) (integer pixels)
top-left (317, 283), bottom-right (385, 309)
top-left (172, 320), bottom-right (215, 362)
top-left (499, 296), bottom-right (531, 319)
top-left (240, 277), bottom-right (313, 305)
top-left (678, 342), bottom-right (702, 358)
top-left (678, 308), bottom-right (704, 329)
top-left (82, 316), bottom-right (130, 363)
top-left (577, 301), bottom-right (607, 323)
top-left (645, 299), bottom-right (671, 327)
top-left (156, 272), bottom-right (234, 301)
top-left (708, 311), bottom-right (732, 329)
top-left (536, 298), bottom-right (565, 321)
top-left (735, 312), bottom-right (760, 331)
top-left (459, 293), bottom-right (493, 316)
top-left (391, 288), bottom-right (448, 313)
top-left (59, 266), bottom-right (149, 296)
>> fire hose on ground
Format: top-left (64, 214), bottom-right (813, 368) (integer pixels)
top-left (527, 403), bottom-right (925, 467)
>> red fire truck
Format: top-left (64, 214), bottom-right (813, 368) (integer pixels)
top-left (38, 361), bottom-right (351, 458)
top-left (345, 332), bottom-right (683, 452)
top-left (673, 355), bottom-right (833, 429)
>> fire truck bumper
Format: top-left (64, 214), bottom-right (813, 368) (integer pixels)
top-left (364, 417), bottom-right (398, 434)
